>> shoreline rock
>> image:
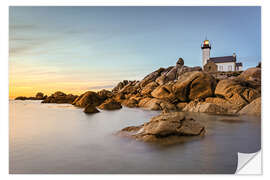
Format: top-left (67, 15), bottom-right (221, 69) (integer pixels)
top-left (41, 91), bottom-right (77, 104)
top-left (15, 92), bottom-right (47, 101)
top-left (117, 112), bottom-right (205, 145)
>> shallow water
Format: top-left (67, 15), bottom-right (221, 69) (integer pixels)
top-left (9, 100), bottom-right (261, 174)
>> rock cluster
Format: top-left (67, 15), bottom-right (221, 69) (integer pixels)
top-left (15, 92), bottom-right (47, 100)
top-left (109, 59), bottom-right (261, 116)
top-left (41, 91), bottom-right (77, 104)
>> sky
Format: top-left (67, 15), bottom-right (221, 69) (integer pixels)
top-left (9, 6), bottom-right (261, 98)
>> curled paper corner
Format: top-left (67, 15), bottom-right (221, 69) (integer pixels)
top-left (236, 150), bottom-right (262, 174)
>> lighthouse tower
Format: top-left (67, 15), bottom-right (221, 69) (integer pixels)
top-left (201, 39), bottom-right (211, 68)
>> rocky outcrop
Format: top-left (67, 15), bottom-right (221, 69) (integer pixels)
top-left (172, 71), bottom-right (217, 102)
top-left (117, 112), bottom-right (205, 145)
top-left (238, 97), bottom-right (261, 116)
top-left (41, 91), bottom-right (77, 104)
top-left (215, 79), bottom-right (260, 107)
top-left (83, 104), bottom-right (100, 114)
top-left (98, 98), bottom-right (122, 110)
top-left (72, 91), bottom-right (104, 107)
top-left (108, 58), bottom-right (261, 116)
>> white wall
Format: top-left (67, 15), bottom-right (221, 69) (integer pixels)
top-left (236, 66), bottom-right (243, 71)
top-left (216, 62), bottom-right (236, 72)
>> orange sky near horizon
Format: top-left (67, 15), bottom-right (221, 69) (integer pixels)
top-left (9, 60), bottom-right (117, 99)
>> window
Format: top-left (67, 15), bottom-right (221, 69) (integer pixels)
top-left (228, 65), bottom-right (232, 71)
top-left (219, 65), bottom-right (223, 71)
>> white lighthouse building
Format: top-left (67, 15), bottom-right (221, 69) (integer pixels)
top-left (201, 39), bottom-right (211, 66)
top-left (201, 39), bottom-right (243, 72)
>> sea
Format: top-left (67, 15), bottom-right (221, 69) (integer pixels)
top-left (9, 100), bottom-right (261, 174)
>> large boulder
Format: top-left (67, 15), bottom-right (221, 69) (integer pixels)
top-left (121, 94), bottom-right (142, 108)
top-left (138, 68), bottom-right (165, 88)
top-left (35, 92), bottom-right (44, 100)
top-left (176, 66), bottom-right (202, 78)
top-left (238, 67), bottom-right (261, 82)
top-left (138, 98), bottom-right (176, 111)
top-left (151, 82), bottom-right (176, 102)
top-left (165, 66), bottom-right (178, 81)
top-left (155, 66), bottom-right (174, 85)
top-left (176, 58), bottom-right (184, 67)
top-left (121, 98), bottom-right (138, 108)
top-left (140, 82), bottom-right (159, 96)
top-left (204, 97), bottom-right (242, 113)
top-left (238, 97), bottom-right (261, 116)
top-left (183, 101), bottom-right (228, 114)
top-left (97, 89), bottom-right (113, 100)
top-left (83, 104), bottom-right (100, 114)
top-left (117, 112), bottom-right (205, 145)
top-left (114, 92), bottom-right (126, 103)
top-left (215, 79), bottom-right (260, 107)
top-left (72, 91), bottom-right (104, 107)
top-left (98, 98), bottom-right (122, 110)
top-left (172, 71), bottom-right (216, 102)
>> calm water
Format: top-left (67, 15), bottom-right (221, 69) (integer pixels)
top-left (9, 100), bottom-right (261, 174)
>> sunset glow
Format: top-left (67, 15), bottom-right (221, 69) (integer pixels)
top-left (9, 7), bottom-right (261, 99)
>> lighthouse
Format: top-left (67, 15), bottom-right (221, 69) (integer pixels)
top-left (201, 39), bottom-right (243, 72)
top-left (201, 39), bottom-right (211, 68)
